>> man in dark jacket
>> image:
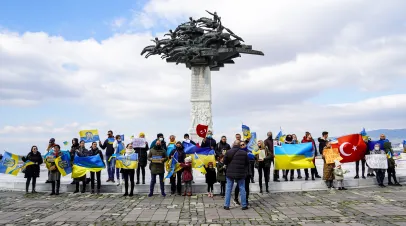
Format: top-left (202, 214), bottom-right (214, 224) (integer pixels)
top-left (134, 132), bottom-right (149, 185)
top-left (264, 132), bottom-right (279, 182)
top-left (148, 140), bottom-right (167, 197)
top-left (151, 133), bottom-right (167, 151)
top-left (99, 130), bottom-right (115, 182)
top-left (215, 136), bottom-right (231, 158)
top-left (318, 131), bottom-right (329, 155)
top-left (184, 134), bottom-right (196, 145)
top-left (201, 130), bottom-right (216, 149)
top-left (169, 141), bottom-right (186, 195)
top-left (223, 140), bottom-right (249, 210)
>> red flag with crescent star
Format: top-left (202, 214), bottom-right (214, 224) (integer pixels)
top-left (196, 124), bottom-right (209, 138)
top-left (331, 134), bottom-right (367, 163)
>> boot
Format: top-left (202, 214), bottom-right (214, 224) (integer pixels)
top-left (148, 182), bottom-right (154, 197)
top-left (259, 184), bottom-right (263, 193)
top-left (129, 185), bottom-right (134, 197)
top-left (32, 178), bottom-right (37, 193)
top-left (56, 180), bottom-right (60, 195)
top-left (81, 181), bottom-right (86, 193)
top-left (97, 189), bottom-right (100, 194)
top-left (142, 176), bottom-right (145, 184)
top-left (91, 189), bottom-right (95, 194)
top-left (354, 175), bottom-right (359, 179)
top-left (50, 181), bottom-right (56, 195)
top-left (123, 185), bottom-right (128, 196)
top-left (136, 180), bottom-right (140, 185)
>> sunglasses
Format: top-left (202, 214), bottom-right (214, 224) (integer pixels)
top-left (240, 144), bottom-right (246, 147)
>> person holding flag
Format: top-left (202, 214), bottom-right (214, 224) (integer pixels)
top-left (45, 138), bottom-right (56, 183)
top-left (22, 146), bottom-right (43, 193)
top-left (74, 140), bottom-right (92, 193)
top-left (45, 144), bottom-right (63, 195)
top-left (169, 141), bottom-right (186, 195)
top-left (99, 130), bottom-right (115, 182)
top-left (112, 135), bottom-right (125, 185)
top-left (69, 138), bottom-right (80, 184)
top-left (264, 131), bottom-right (279, 182)
top-left (121, 143), bottom-right (136, 196)
top-left (89, 142), bottom-right (104, 194)
top-left (201, 130), bottom-right (216, 149)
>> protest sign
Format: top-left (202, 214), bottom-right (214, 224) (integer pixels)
top-left (151, 155), bottom-right (162, 163)
top-left (324, 148), bottom-right (343, 164)
top-left (365, 154), bottom-right (388, 169)
top-left (132, 138), bottom-right (146, 148)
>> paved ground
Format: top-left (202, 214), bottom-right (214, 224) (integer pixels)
top-left (2, 187), bottom-right (406, 226)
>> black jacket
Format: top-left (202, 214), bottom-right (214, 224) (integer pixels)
top-left (100, 138), bottom-right (115, 156)
top-left (224, 145), bottom-right (249, 180)
top-left (201, 137), bottom-right (217, 149)
top-left (170, 148), bottom-right (186, 163)
top-left (22, 151), bottom-right (43, 178)
top-left (90, 147), bottom-right (104, 162)
top-left (135, 143), bottom-right (149, 167)
top-left (318, 138), bottom-right (328, 155)
top-left (215, 141), bottom-right (231, 157)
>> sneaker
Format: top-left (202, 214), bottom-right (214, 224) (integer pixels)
top-left (106, 179), bottom-right (111, 182)
top-left (224, 206), bottom-right (230, 210)
top-left (354, 175), bottom-right (359, 179)
top-left (297, 176), bottom-right (302, 179)
top-left (362, 176), bottom-right (366, 179)
top-left (233, 199), bottom-right (241, 206)
top-left (111, 180), bottom-right (115, 183)
top-left (116, 181), bottom-right (120, 186)
top-left (388, 182), bottom-right (394, 186)
top-left (242, 206), bottom-right (249, 210)
top-left (341, 187), bottom-right (347, 190)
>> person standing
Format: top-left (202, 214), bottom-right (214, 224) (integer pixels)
top-left (180, 156), bottom-right (193, 196)
top-left (150, 133), bottom-right (167, 151)
top-left (135, 132), bottom-right (149, 185)
top-left (333, 161), bottom-right (349, 190)
top-left (169, 141), bottom-right (186, 195)
top-left (69, 138), bottom-right (79, 184)
top-left (283, 135), bottom-right (295, 181)
top-left (318, 131), bottom-right (329, 155)
top-left (89, 142), bottom-right (103, 194)
top-left (223, 140), bottom-right (249, 210)
top-left (148, 140), bottom-right (167, 197)
top-left (46, 144), bottom-right (62, 195)
top-left (370, 143), bottom-right (386, 187)
top-left (22, 146), bottom-right (43, 193)
top-left (45, 138), bottom-right (56, 183)
top-left (355, 136), bottom-right (368, 179)
top-left (215, 136), bottom-right (231, 158)
top-left (201, 130), bottom-right (216, 149)
top-left (264, 132), bottom-right (278, 182)
top-left (99, 130), bottom-right (115, 182)
top-left (322, 142), bottom-right (335, 189)
top-left (113, 135), bottom-right (125, 185)
top-left (235, 141), bottom-right (252, 206)
top-left (74, 140), bottom-right (92, 193)
top-left (122, 143), bottom-right (136, 196)
top-left (256, 140), bottom-right (271, 193)
top-left (205, 162), bottom-right (217, 197)
top-left (216, 155), bottom-right (226, 197)
top-left (384, 142), bottom-right (402, 186)
top-left (301, 132), bottom-right (320, 180)
top-left (183, 133), bottom-right (196, 145)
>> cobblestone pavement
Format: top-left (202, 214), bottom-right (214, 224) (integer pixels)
top-left (2, 187), bottom-right (406, 226)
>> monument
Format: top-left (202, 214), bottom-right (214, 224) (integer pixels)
top-left (141, 10), bottom-right (264, 140)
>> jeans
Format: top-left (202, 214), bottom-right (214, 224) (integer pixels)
top-left (235, 177), bottom-right (250, 202)
top-left (224, 177), bottom-right (247, 208)
top-left (150, 173), bottom-right (165, 195)
top-left (375, 169), bottom-right (385, 185)
top-left (106, 156), bottom-right (114, 180)
top-left (90, 171), bottom-right (101, 190)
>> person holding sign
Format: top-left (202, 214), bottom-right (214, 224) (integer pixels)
top-left (134, 132), bottom-right (149, 185)
top-left (255, 140), bottom-right (271, 193)
top-left (147, 140), bottom-right (167, 197)
top-left (322, 142), bottom-right (336, 189)
top-left (369, 143), bottom-right (387, 187)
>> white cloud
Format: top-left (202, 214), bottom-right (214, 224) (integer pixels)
top-left (1, 0), bottom-right (405, 152)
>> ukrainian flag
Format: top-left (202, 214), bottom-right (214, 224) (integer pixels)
top-left (116, 153), bottom-right (138, 169)
top-left (43, 150), bottom-right (70, 170)
top-left (185, 145), bottom-right (216, 168)
top-left (165, 151), bottom-right (182, 179)
top-left (72, 154), bottom-right (105, 178)
top-left (247, 132), bottom-right (259, 154)
top-left (192, 153), bottom-right (207, 174)
top-left (242, 124), bottom-right (251, 141)
top-left (55, 152), bottom-right (72, 176)
top-left (274, 143), bottom-right (314, 170)
top-left (79, 129), bottom-right (100, 143)
top-left (0, 152), bottom-right (22, 176)
top-left (360, 127), bottom-right (369, 141)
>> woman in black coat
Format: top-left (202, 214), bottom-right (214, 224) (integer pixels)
top-left (22, 146), bottom-right (43, 193)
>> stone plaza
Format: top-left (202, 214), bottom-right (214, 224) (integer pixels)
top-left (2, 186), bottom-right (406, 225)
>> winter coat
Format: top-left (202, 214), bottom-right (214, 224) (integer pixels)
top-left (263, 137), bottom-right (275, 159)
top-left (215, 141), bottom-right (231, 157)
top-left (334, 168), bottom-right (349, 180)
top-left (201, 137), bottom-right (217, 149)
top-left (134, 142), bottom-right (149, 167)
top-left (100, 137), bottom-right (115, 157)
top-left (216, 161), bottom-right (226, 182)
top-left (180, 162), bottom-right (193, 182)
top-left (90, 147), bottom-right (104, 162)
top-left (205, 167), bottom-right (217, 184)
top-left (150, 139), bottom-right (167, 150)
top-left (22, 151), bottom-right (43, 178)
top-left (76, 147), bottom-right (92, 157)
top-left (224, 145), bottom-right (249, 180)
top-left (383, 142), bottom-right (396, 169)
top-left (318, 137), bottom-right (328, 155)
top-left (170, 148), bottom-right (186, 163)
top-left (255, 147), bottom-right (272, 168)
top-left (148, 146), bottom-right (167, 174)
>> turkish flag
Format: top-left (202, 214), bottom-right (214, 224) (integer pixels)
top-left (331, 134), bottom-right (367, 163)
top-left (196, 124), bottom-right (209, 138)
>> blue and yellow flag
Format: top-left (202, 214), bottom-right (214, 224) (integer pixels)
top-left (79, 129), bottom-right (100, 143)
top-left (274, 143), bottom-right (314, 170)
top-left (63, 141), bottom-right (69, 146)
top-left (185, 145), bottom-right (216, 169)
top-left (116, 153), bottom-right (138, 169)
top-left (242, 124), bottom-right (251, 141)
top-left (167, 142), bottom-right (176, 157)
top-left (165, 151), bottom-right (182, 179)
top-left (72, 154), bottom-right (105, 178)
top-left (0, 152), bottom-right (23, 176)
top-left (247, 132), bottom-right (259, 154)
top-left (193, 153), bottom-right (207, 174)
top-left (275, 127), bottom-right (284, 142)
top-left (54, 152), bottom-right (72, 176)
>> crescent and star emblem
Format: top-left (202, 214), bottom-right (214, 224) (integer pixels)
top-left (339, 142), bottom-right (357, 156)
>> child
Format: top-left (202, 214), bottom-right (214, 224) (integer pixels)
top-left (205, 162), bottom-right (217, 197)
top-left (216, 155), bottom-right (226, 197)
top-left (333, 160), bottom-right (349, 190)
top-left (180, 156), bottom-right (193, 196)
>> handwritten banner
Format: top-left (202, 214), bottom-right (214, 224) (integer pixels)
top-left (324, 148), bottom-right (343, 164)
top-left (132, 138), bottom-right (146, 148)
top-left (365, 154), bottom-right (388, 169)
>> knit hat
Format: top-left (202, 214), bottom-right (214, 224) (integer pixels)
top-left (49, 138), bottom-right (55, 143)
top-left (139, 132), bottom-right (145, 137)
top-left (185, 156), bottom-right (192, 163)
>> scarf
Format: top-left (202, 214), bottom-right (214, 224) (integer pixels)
top-left (125, 148), bottom-right (134, 156)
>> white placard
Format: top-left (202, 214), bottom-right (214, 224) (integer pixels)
top-left (132, 138), bottom-right (146, 148)
top-left (365, 154), bottom-right (388, 169)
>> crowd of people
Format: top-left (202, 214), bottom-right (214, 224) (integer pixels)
top-left (5, 129), bottom-right (402, 211)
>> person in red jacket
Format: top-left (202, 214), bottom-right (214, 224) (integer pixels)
top-left (180, 156), bottom-right (193, 196)
top-left (301, 132), bottom-right (321, 180)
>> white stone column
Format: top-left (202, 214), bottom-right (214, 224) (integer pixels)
top-left (188, 66), bottom-right (213, 143)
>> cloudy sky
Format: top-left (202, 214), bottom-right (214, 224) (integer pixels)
top-left (1, 0), bottom-right (405, 154)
